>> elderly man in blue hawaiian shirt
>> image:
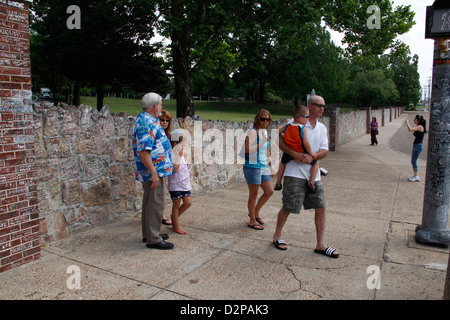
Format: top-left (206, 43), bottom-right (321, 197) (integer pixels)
top-left (133, 92), bottom-right (174, 250)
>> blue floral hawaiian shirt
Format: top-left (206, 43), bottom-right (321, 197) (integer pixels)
top-left (132, 111), bottom-right (173, 182)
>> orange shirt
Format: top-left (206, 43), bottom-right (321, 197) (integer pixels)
top-left (283, 123), bottom-right (304, 153)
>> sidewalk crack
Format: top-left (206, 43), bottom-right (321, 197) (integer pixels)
top-left (282, 265), bottom-right (323, 299)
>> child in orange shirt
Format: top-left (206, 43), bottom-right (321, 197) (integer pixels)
top-left (274, 105), bottom-right (319, 192)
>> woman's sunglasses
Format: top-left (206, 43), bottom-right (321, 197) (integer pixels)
top-left (259, 117), bottom-right (270, 122)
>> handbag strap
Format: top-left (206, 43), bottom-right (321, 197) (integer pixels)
top-left (245, 127), bottom-right (260, 161)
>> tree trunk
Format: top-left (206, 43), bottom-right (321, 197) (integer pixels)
top-left (257, 79), bottom-right (265, 104)
top-left (171, 0), bottom-right (194, 118)
top-left (96, 80), bottom-right (104, 111)
top-left (49, 63), bottom-right (59, 106)
top-left (219, 84), bottom-right (225, 107)
top-left (73, 79), bottom-right (81, 106)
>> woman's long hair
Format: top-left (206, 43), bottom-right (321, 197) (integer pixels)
top-left (159, 110), bottom-right (173, 134)
top-left (253, 109), bottom-right (272, 129)
top-left (415, 115), bottom-right (427, 133)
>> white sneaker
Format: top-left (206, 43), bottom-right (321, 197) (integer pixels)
top-left (408, 176), bottom-right (420, 182)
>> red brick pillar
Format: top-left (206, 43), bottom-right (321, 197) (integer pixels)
top-left (328, 108), bottom-right (339, 151)
top-left (0, 0), bottom-right (40, 273)
top-left (366, 107), bottom-right (371, 134)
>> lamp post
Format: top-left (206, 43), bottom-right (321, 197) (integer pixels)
top-left (417, 0), bottom-right (450, 247)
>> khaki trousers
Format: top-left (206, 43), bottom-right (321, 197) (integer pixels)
top-left (141, 178), bottom-right (165, 245)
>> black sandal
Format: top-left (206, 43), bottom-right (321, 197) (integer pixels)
top-left (248, 224), bottom-right (264, 230)
top-left (273, 239), bottom-right (287, 250)
top-left (248, 214), bottom-right (265, 225)
top-left (314, 247), bottom-right (339, 258)
top-left (306, 180), bottom-right (316, 193)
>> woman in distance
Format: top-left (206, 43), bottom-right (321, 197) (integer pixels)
top-left (405, 114), bottom-right (426, 182)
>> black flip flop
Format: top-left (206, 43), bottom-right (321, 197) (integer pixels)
top-left (247, 224), bottom-right (264, 230)
top-left (248, 214), bottom-right (264, 225)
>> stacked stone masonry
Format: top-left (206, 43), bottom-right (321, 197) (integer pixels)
top-left (31, 102), bottom-right (286, 242)
top-left (30, 103), bottom-right (403, 245)
top-left (0, 0), bottom-right (39, 273)
top-left (33, 103), bottom-right (140, 242)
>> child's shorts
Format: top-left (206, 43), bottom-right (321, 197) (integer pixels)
top-left (169, 190), bottom-right (191, 200)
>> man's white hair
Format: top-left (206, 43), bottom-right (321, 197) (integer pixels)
top-left (308, 95), bottom-right (322, 105)
top-left (142, 92), bottom-right (162, 110)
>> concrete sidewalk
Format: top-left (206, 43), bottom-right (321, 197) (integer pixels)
top-left (0, 112), bottom-right (448, 301)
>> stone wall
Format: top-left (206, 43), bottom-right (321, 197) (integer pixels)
top-left (32, 103), bottom-right (404, 244)
top-left (337, 109), bottom-right (367, 147)
top-left (33, 103), bottom-right (139, 242)
top-left (32, 103), bottom-right (287, 242)
top-left (326, 106), bottom-right (404, 149)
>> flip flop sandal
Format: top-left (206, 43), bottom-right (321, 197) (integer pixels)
top-left (314, 247), bottom-right (339, 258)
top-left (255, 217), bottom-right (265, 225)
top-left (273, 239), bottom-right (287, 250)
top-left (173, 229), bottom-right (187, 235)
top-left (248, 214), bottom-right (265, 225)
top-left (162, 218), bottom-right (172, 225)
top-left (247, 224), bottom-right (264, 230)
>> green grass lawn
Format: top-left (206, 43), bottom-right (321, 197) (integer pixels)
top-left (80, 96), bottom-right (292, 122)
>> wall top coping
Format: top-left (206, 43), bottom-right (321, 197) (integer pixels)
top-left (1, 0), bottom-right (33, 8)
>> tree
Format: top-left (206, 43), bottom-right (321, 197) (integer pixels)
top-left (31, 0), bottom-right (170, 110)
top-left (155, 0), bottom-right (329, 115)
top-left (347, 69), bottom-right (399, 107)
top-left (189, 17), bottom-right (244, 105)
top-left (156, 0), bottom-right (205, 118)
top-left (385, 41), bottom-right (421, 107)
top-left (321, 1), bottom-right (416, 107)
top-left (155, 0), bottom-right (414, 116)
top-left (323, 0), bottom-right (415, 57)
top-left (30, 32), bottom-right (72, 104)
top-left (228, 0), bottom-right (325, 104)
top-left (271, 26), bottom-right (350, 104)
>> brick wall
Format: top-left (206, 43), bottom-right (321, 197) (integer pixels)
top-left (0, 0), bottom-right (40, 273)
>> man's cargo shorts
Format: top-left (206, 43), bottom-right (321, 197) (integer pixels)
top-left (282, 176), bottom-right (326, 214)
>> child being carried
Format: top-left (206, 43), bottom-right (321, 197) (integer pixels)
top-left (274, 104), bottom-right (319, 192)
